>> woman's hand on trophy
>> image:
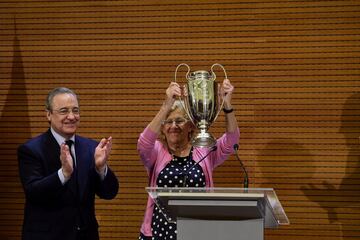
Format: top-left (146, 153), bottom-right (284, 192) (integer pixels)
top-left (221, 79), bottom-right (234, 104)
top-left (165, 82), bottom-right (181, 105)
top-left (182, 84), bottom-right (188, 97)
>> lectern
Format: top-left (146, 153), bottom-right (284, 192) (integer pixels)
top-left (146, 187), bottom-right (289, 240)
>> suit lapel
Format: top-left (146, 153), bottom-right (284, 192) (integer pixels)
top-left (43, 129), bottom-right (62, 171)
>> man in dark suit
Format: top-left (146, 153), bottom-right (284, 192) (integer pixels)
top-left (18, 87), bottom-right (119, 240)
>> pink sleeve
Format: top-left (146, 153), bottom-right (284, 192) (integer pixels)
top-left (137, 126), bottom-right (159, 171)
top-left (212, 128), bottom-right (240, 168)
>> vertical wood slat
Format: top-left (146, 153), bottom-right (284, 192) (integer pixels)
top-left (1, 0), bottom-right (359, 239)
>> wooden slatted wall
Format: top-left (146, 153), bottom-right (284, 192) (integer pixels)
top-left (0, 0), bottom-right (359, 239)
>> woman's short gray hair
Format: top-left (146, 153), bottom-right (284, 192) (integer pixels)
top-left (167, 100), bottom-right (189, 120)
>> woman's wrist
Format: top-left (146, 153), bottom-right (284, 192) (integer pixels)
top-left (223, 107), bottom-right (234, 114)
top-left (161, 99), bottom-right (173, 111)
top-left (223, 102), bottom-right (233, 113)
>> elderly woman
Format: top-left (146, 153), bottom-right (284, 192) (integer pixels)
top-left (137, 79), bottom-right (240, 239)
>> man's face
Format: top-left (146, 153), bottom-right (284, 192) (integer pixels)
top-left (46, 93), bottom-right (80, 139)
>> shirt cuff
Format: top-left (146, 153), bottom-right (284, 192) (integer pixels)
top-left (58, 168), bottom-right (69, 185)
top-left (96, 165), bottom-right (108, 181)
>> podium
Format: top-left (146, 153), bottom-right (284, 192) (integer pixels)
top-left (146, 187), bottom-right (289, 240)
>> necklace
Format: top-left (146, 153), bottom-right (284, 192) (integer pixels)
top-left (170, 147), bottom-right (193, 162)
top-left (169, 143), bottom-right (192, 158)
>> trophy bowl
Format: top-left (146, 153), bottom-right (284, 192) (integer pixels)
top-left (175, 63), bottom-right (227, 148)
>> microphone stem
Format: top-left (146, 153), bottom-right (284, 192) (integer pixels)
top-left (234, 145), bottom-right (249, 189)
top-left (181, 146), bottom-right (217, 187)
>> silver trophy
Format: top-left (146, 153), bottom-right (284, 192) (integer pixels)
top-left (174, 63), bottom-right (227, 148)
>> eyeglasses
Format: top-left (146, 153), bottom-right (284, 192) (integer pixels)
top-left (162, 118), bottom-right (188, 126)
top-left (52, 107), bottom-right (80, 116)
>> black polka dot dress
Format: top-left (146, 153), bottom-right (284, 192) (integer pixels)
top-left (139, 148), bottom-right (206, 240)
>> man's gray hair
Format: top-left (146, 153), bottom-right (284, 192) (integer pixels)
top-left (45, 87), bottom-right (78, 111)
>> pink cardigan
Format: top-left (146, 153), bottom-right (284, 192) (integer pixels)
top-left (137, 126), bottom-right (240, 236)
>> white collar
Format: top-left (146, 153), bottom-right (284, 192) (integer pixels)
top-left (50, 127), bottom-right (75, 146)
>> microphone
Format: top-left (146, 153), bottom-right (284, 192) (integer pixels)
top-left (181, 145), bottom-right (217, 187)
top-left (233, 144), bottom-right (249, 189)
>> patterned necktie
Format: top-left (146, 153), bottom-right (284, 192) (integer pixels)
top-left (65, 139), bottom-right (79, 203)
top-left (65, 140), bottom-right (76, 169)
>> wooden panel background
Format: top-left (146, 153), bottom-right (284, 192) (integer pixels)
top-left (0, 0), bottom-right (359, 239)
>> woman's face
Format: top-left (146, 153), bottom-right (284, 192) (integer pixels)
top-left (162, 109), bottom-right (193, 146)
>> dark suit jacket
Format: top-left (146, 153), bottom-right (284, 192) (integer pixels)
top-left (18, 129), bottom-right (119, 240)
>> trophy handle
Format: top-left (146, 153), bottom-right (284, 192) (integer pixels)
top-left (211, 63), bottom-right (228, 80)
top-left (174, 63), bottom-right (195, 125)
top-left (174, 63), bottom-right (190, 83)
top-left (210, 63), bottom-right (227, 121)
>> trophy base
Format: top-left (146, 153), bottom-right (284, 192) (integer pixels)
top-left (191, 132), bottom-right (216, 148)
